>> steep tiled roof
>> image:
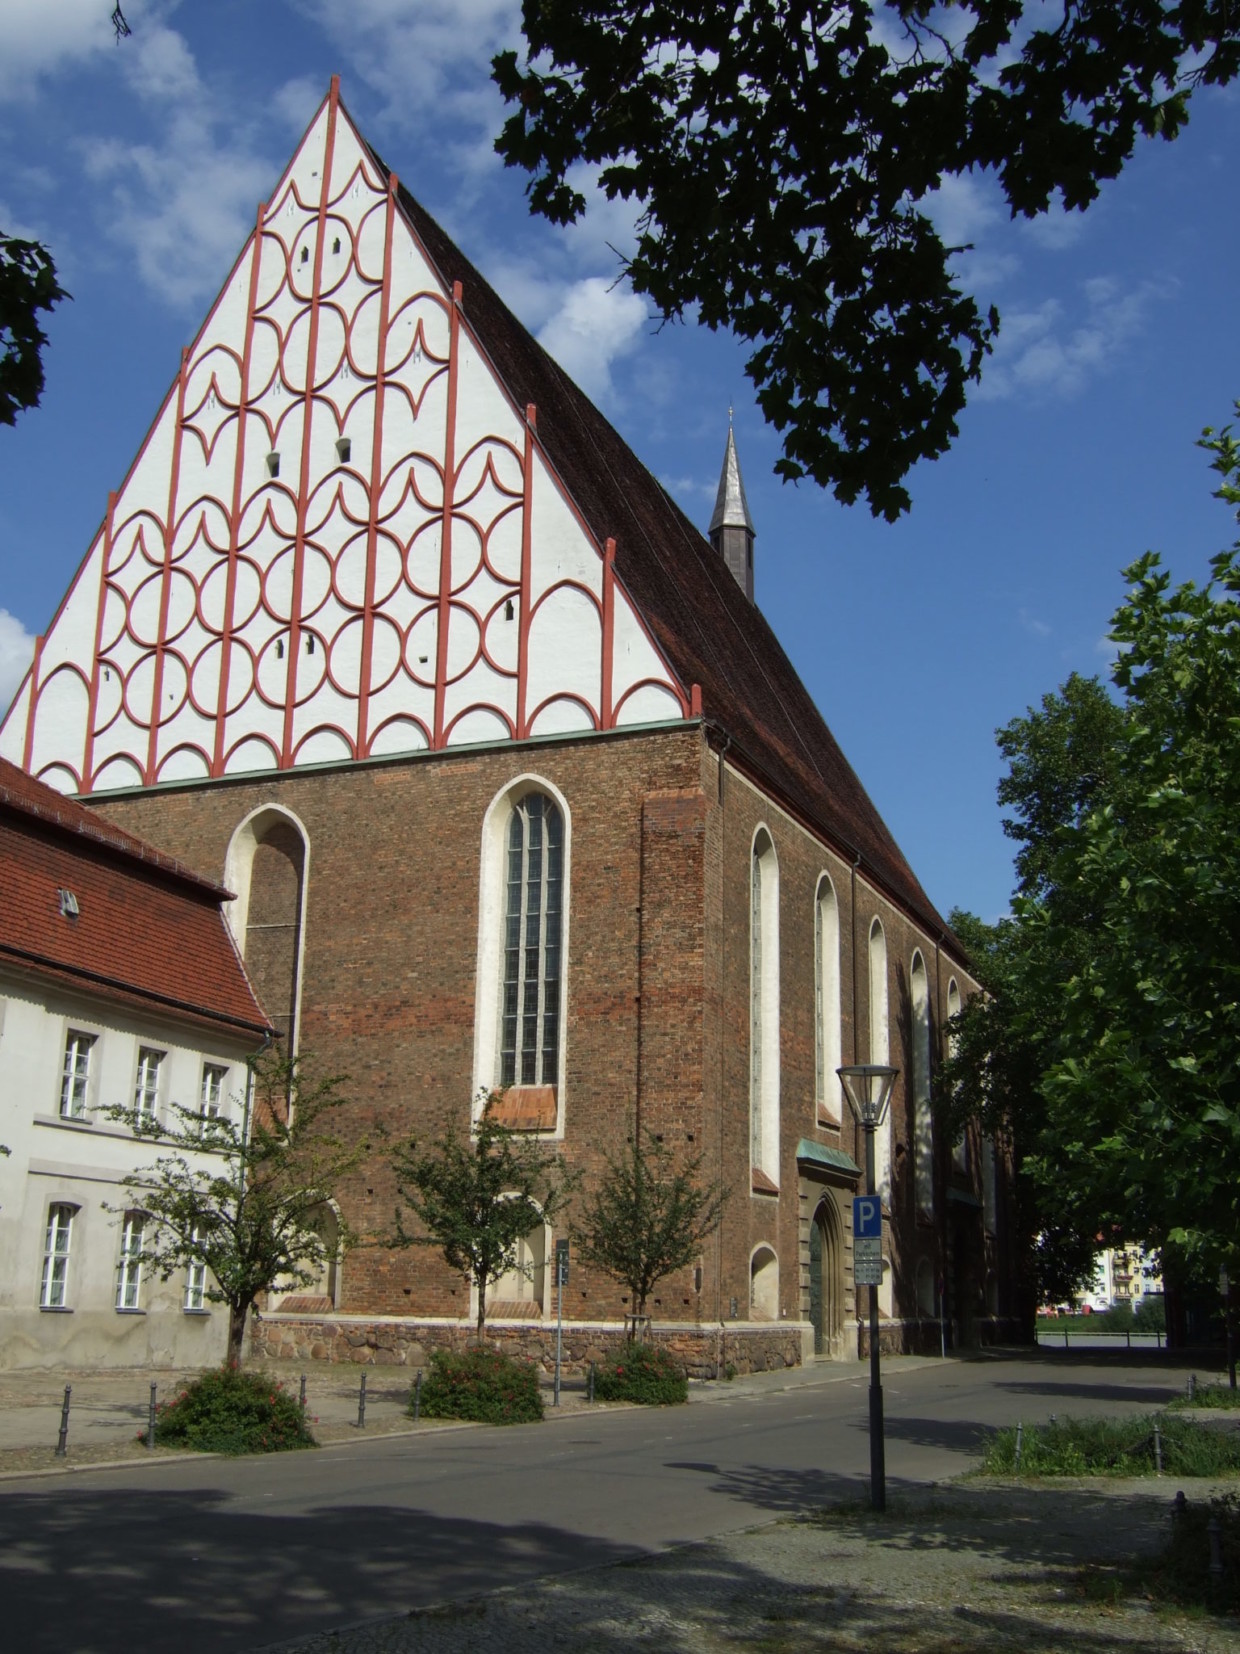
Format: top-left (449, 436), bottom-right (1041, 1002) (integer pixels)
top-left (387, 170), bottom-right (952, 941)
top-left (0, 757), bottom-right (272, 1036)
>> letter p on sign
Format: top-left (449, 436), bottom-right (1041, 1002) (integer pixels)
top-left (853, 1196), bottom-right (882, 1239)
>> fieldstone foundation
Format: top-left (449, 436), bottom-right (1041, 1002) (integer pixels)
top-left (251, 1315), bottom-right (806, 1379)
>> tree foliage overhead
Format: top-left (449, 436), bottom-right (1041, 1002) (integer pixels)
top-left (392, 1093), bottom-right (572, 1338)
top-left (946, 406), bottom-right (1240, 1300)
top-left (494, 2), bottom-right (1239, 520)
top-left (572, 1133), bottom-right (725, 1331)
top-left (0, 236), bottom-right (68, 428)
top-left (109, 1051), bottom-right (366, 1365)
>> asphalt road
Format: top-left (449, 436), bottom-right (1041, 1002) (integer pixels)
top-left (0, 1350), bottom-right (1193, 1654)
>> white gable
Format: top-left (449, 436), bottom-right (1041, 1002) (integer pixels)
top-left (0, 82), bottom-right (685, 793)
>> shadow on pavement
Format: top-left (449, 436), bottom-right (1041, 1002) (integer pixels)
top-left (0, 1485), bottom-right (640, 1654)
top-left (266, 1483), bottom-right (1194, 1654)
top-left (992, 1379), bottom-right (1183, 1407)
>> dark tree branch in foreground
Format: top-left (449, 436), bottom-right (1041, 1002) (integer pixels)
top-left (495, 2), bottom-right (1239, 519)
top-left (0, 236), bottom-right (68, 428)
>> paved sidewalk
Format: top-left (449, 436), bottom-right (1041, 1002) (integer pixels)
top-left (0, 1352), bottom-right (940, 1478)
top-left (257, 1479), bottom-right (1236, 1654)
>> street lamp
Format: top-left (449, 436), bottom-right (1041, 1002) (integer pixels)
top-left (838, 1063), bottom-right (898, 1513)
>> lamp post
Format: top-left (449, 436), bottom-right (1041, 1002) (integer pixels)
top-left (838, 1062), bottom-right (898, 1513)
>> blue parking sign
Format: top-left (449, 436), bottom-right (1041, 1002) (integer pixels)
top-left (853, 1196), bottom-right (882, 1239)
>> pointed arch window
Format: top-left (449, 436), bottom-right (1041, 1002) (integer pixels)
top-left (814, 875), bottom-right (841, 1122)
top-left (868, 918), bottom-right (891, 1202)
top-left (911, 950), bottom-right (933, 1217)
top-left (500, 793), bottom-right (564, 1089)
top-left (750, 829), bottom-right (780, 1187)
top-left (947, 977), bottom-right (968, 1172)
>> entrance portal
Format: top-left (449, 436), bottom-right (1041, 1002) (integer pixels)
top-left (809, 1198), bottom-right (844, 1356)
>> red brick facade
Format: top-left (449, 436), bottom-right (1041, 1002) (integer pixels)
top-left (98, 719), bottom-right (1018, 1365)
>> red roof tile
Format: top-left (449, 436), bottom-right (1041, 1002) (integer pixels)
top-left (0, 757), bottom-right (272, 1037)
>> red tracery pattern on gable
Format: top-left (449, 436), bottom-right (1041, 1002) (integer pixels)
top-left (16, 84), bottom-right (683, 795)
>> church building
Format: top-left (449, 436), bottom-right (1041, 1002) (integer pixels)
top-left (0, 80), bottom-right (1016, 1370)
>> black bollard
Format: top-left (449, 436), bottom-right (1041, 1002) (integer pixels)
top-left (587, 1362), bottom-right (595, 1404)
top-left (299, 1373), bottom-right (307, 1411)
top-left (357, 1370), bottom-right (367, 1429)
top-left (55, 1385), bottom-right (71, 1458)
top-left (1153, 1420), bottom-right (1163, 1475)
top-left (1208, 1516), bottom-right (1223, 1594)
top-left (1014, 1421), bottom-right (1023, 1469)
top-left (412, 1369), bottom-right (422, 1422)
top-left (147, 1382), bottom-right (157, 1450)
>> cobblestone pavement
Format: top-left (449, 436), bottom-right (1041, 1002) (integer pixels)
top-left (0, 1356), bottom-right (618, 1478)
top-left (256, 1481), bottom-right (1237, 1654)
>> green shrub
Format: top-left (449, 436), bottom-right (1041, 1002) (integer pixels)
top-left (144, 1366), bottom-right (317, 1455)
top-left (593, 1342), bottom-right (688, 1405)
top-left (414, 1346), bottom-right (544, 1424)
top-left (981, 1413), bottom-right (1240, 1478)
top-left (1170, 1381), bottom-right (1240, 1410)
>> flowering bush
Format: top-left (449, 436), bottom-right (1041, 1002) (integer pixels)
top-left (593, 1343), bottom-right (687, 1405)
top-left (143, 1366), bottom-right (317, 1454)
top-left (414, 1346), bottom-right (544, 1424)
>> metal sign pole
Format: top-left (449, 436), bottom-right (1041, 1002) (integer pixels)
top-left (554, 1239), bottom-right (569, 1407)
top-left (864, 1130), bottom-right (886, 1512)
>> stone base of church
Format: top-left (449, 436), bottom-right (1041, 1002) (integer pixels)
top-left (251, 1313), bottom-right (807, 1379)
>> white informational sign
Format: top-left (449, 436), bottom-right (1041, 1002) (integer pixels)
top-left (853, 1235), bottom-right (883, 1286)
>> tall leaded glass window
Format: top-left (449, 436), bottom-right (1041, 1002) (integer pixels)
top-left (499, 793), bottom-right (564, 1088)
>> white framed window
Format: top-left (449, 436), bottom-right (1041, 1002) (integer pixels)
top-left (134, 1047), bottom-right (164, 1122)
top-left (814, 874), bottom-right (841, 1122)
top-left (201, 1063), bottom-right (228, 1119)
top-left (868, 919), bottom-right (890, 1203)
top-left (911, 951), bottom-right (933, 1218)
top-left (40, 1204), bottom-right (75, 1307)
top-left (184, 1228), bottom-right (207, 1311)
top-left (750, 828), bottom-right (780, 1187)
top-left (60, 1030), bottom-right (95, 1119)
top-left (499, 793), bottom-right (564, 1089)
top-left (116, 1212), bottom-right (145, 1310)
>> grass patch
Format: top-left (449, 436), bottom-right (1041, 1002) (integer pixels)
top-left (1169, 1382), bottom-right (1240, 1410)
top-left (144, 1366), bottom-right (317, 1455)
top-left (1145, 1492), bottom-right (1240, 1616)
top-left (412, 1346), bottom-right (544, 1424)
top-left (593, 1342), bottom-right (688, 1405)
top-left (980, 1413), bottom-right (1240, 1477)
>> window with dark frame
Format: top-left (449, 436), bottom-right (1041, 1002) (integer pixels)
top-left (499, 793), bottom-right (563, 1089)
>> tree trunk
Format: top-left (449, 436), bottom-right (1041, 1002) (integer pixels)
top-left (226, 1301), bottom-right (249, 1367)
top-left (476, 1278), bottom-right (487, 1343)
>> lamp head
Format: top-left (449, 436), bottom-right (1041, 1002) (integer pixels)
top-left (837, 1064), bottom-right (898, 1129)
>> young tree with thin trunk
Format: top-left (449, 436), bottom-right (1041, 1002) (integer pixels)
top-left (573, 1134), bottom-right (725, 1337)
top-left (392, 1094), bottom-right (572, 1340)
top-left (108, 1051), bottom-right (365, 1365)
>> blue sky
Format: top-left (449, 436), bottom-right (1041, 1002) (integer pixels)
top-left (1, 0), bottom-right (1238, 924)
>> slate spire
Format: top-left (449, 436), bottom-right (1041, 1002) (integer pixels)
top-left (709, 413), bottom-right (755, 601)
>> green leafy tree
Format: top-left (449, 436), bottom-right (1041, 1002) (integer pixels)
top-left (0, 235), bottom-right (68, 428)
top-left (947, 407), bottom-right (1240, 1342)
top-left (108, 1051), bottom-right (366, 1364)
top-left (392, 1094), bottom-right (572, 1339)
top-left (494, 2), bottom-right (1239, 520)
top-left (572, 1134), bottom-right (725, 1335)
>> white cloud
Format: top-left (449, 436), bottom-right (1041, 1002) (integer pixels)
top-left (272, 76), bottom-right (328, 133)
top-left (924, 173), bottom-right (1002, 250)
top-left (1018, 608), bottom-right (1052, 639)
top-left (78, 21), bottom-right (279, 309)
top-left (977, 277), bottom-right (1167, 401)
top-left (1022, 197), bottom-right (1088, 251)
top-left (293, 0), bottom-right (520, 133)
top-left (537, 277), bottom-right (647, 402)
top-left (0, 609), bottom-right (36, 713)
top-left (661, 473), bottom-right (715, 501)
top-left (0, 0), bottom-right (114, 102)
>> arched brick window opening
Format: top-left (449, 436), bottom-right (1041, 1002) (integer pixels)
top-left (750, 1245), bottom-right (779, 1321)
top-left (224, 806), bottom-right (309, 1051)
top-left (750, 828), bottom-right (780, 1187)
top-left (500, 793), bottom-right (564, 1090)
top-left (911, 950), bottom-right (933, 1218)
top-left (814, 874), bottom-right (841, 1123)
top-left (868, 918), bottom-right (890, 1201)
